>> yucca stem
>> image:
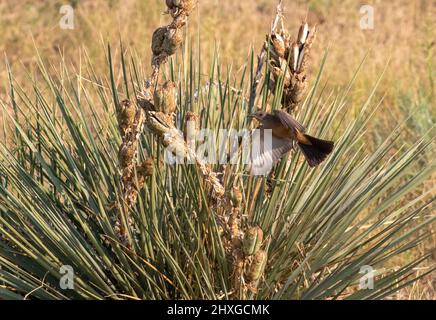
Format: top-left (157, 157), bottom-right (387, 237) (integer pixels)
top-left (249, 0), bottom-right (284, 114)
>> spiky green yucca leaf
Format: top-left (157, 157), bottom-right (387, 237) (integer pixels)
top-left (0, 41), bottom-right (434, 300)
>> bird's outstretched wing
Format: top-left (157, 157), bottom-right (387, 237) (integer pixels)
top-left (273, 109), bottom-right (305, 132)
top-left (249, 128), bottom-right (293, 176)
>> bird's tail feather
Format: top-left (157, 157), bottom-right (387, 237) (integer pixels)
top-left (297, 134), bottom-right (334, 167)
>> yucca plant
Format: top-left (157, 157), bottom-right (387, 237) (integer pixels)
top-left (0, 1), bottom-right (434, 300)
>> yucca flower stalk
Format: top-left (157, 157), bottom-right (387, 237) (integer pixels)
top-left (0, 1), bottom-right (434, 300)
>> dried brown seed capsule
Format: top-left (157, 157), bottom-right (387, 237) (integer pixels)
top-left (162, 28), bottom-right (183, 56)
top-left (154, 80), bottom-right (177, 114)
top-left (118, 143), bottom-right (136, 167)
top-left (270, 65), bottom-right (291, 88)
top-left (228, 208), bottom-right (240, 241)
top-left (179, 0), bottom-right (195, 12)
top-left (296, 46), bottom-right (305, 73)
top-left (134, 159), bottom-right (154, 190)
top-left (233, 248), bottom-right (245, 276)
top-left (280, 29), bottom-right (291, 43)
top-left (243, 226), bottom-right (263, 256)
top-left (298, 22), bottom-right (309, 45)
top-left (231, 186), bottom-right (243, 207)
top-left (147, 111), bottom-right (175, 134)
top-left (167, 0), bottom-right (184, 9)
top-left (174, 0), bottom-right (182, 7)
top-left (138, 158), bottom-right (154, 177)
top-left (166, 0), bottom-right (178, 8)
top-left (290, 43), bottom-right (299, 72)
top-left (246, 250), bottom-right (267, 282)
top-left (271, 33), bottom-right (286, 58)
top-left (137, 82), bottom-right (155, 111)
top-left (283, 76), bottom-right (307, 111)
top-left (283, 67), bottom-right (292, 87)
top-left (264, 40), bottom-right (279, 61)
top-left (134, 107), bottom-right (145, 130)
top-left (117, 99), bottom-right (136, 132)
top-left (151, 27), bottom-right (167, 55)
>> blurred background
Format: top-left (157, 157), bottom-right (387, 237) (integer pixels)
top-left (0, 0), bottom-right (434, 299)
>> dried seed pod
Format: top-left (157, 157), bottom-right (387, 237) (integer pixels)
top-left (166, 0), bottom-right (181, 8)
top-left (264, 37), bottom-right (280, 61)
top-left (184, 111), bottom-right (198, 142)
top-left (296, 26), bottom-right (316, 75)
top-left (138, 158), bottom-right (154, 177)
top-left (117, 99), bottom-right (136, 134)
top-left (162, 28), bottom-right (183, 56)
top-left (298, 22), bottom-right (309, 45)
top-left (283, 67), bottom-right (292, 88)
top-left (154, 80), bottom-right (177, 114)
top-left (292, 77), bottom-right (308, 100)
top-left (269, 65), bottom-right (280, 80)
top-left (147, 111), bottom-right (175, 134)
top-left (291, 43), bottom-right (299, 72)
top-left (271, 33), bottom-right (286, 58)
top-left (134, 107), bottom-right (145, 133)
top-left (179, 0), bottom-right (195, 12)
top-left (151, 27), bottom-right (167, 55)
top-left (283, 75), bottom-right (307, 111)
top-left (120, 100), bottom-right (136, 123)
top-left (137, 81), bottom-right (155, 111)
top-left (231, 186), bottom-right (243, 207)
top-left (228, 208), bottom-right (241, 242)
top-left (280, 28), bottom-right (291, 43)
top-left (134, 159), bottom-right (154, 190)
top-left (246, 250), bottom-right (267, 282)
top-left (270, 65), bottom-right (291, 88)
top-left (118, 143), bottom-right (136, 167)
top-left (233, 248), bottom-right (245, 281)
top-left (243, 226), bottom-right (263, 256)
top-left (296, 47), bottom-right (305, 73)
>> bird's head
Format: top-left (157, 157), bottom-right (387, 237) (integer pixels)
top-left (248, 111), bottom-right (268, 122)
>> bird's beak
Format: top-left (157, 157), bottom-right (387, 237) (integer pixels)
top-left (247, 114), bottom-right (255, 119)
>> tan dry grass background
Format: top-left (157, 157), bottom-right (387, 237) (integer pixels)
top-left (0, 0), bottom-right (434, 299)
top-left (0, 1), bottom-right (434, 140)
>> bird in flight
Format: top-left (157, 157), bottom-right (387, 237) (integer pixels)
top-left (248, 109), bottom-right (334, 175)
